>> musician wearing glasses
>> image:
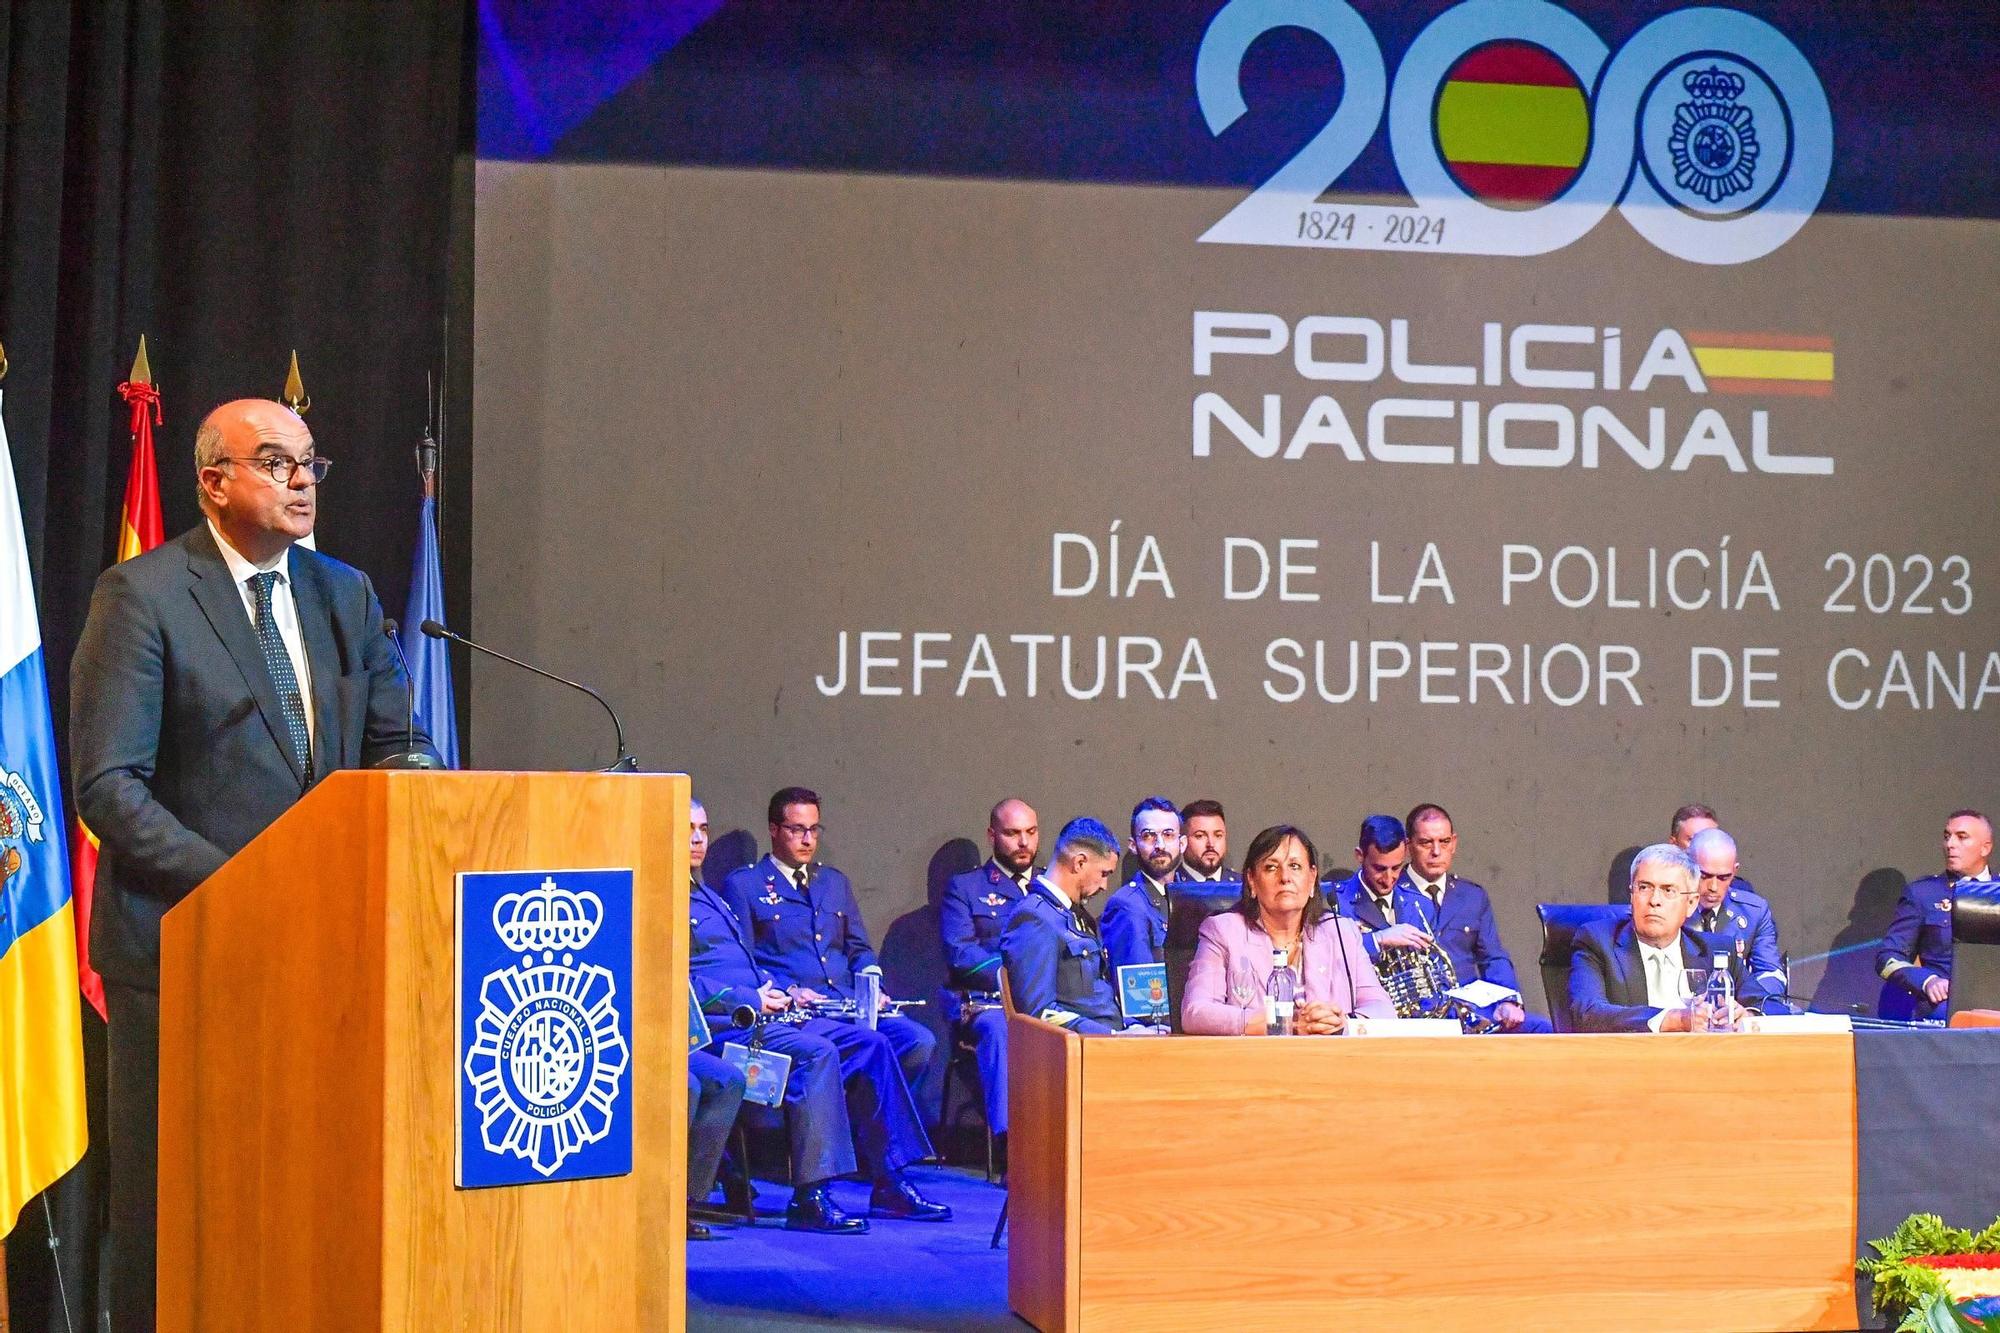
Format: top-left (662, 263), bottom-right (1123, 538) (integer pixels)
top-left (1686, 826), bottom-right (1789, 1010)
top-left (1101, 796), bottom-right (1184, 972)
top-left (1397, 803), bottom-right (1550, 1032)
top-left (1182, 825), bottom-right (1393, 1035)
top-left (731, 786), bottom-right (938, 1088)
top-left (1326, 815), bottom-right (1437, 959)
top-left (689, 797), bottom-right (945, 1231)
top-left (71, 399), bottom-right (431, 1326)
top-left (938, 797), bottom-right (1041, 1139)
top-left (1001, 817), bottom-right (1149, 1033)
top-left (1567, 843), bottom-right (1769, 1032)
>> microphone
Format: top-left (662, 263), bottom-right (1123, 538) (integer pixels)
top-left (371, 618), bottom-right (443, 770)
top-left (419, 618), bottom-right (638, 772)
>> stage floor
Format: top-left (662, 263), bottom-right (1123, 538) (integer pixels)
top-left (687, 1166), bottom-right (1020, 1331)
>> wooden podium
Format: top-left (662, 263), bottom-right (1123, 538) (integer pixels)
top-left (156, 771), bottom-right (689, 1331)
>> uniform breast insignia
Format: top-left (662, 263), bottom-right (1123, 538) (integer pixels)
top-left (759, 890), bottom-right (784, 906)
top-left (459, 871), bottom-right (633, 1185)
top-left (983, 892), bottom-right (1009, 907)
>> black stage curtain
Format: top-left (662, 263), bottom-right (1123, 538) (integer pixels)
top-left (1, 3), bottom-right (470, 1327)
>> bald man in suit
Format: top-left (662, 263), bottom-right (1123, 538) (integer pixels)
top-left (72, 399), bottom-right (432, 1330)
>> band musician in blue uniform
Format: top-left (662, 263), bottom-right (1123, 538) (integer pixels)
top-left (1878, 809), bottom-right (1994, 1020)
top-left (1100, 795), bottom-right (1182, 973)
top-left (1398, 803), bottom-right (1551, 1032)
top-left (939, 797), bottom-right (1038, 1138)
top-left (1686, 826), bottom-right (1791, 1011)
top-left (1327, 815), bottom-right (1437, 961)
top-left (1000, 817), bottom-right (1153, 1034)
top-left (691, 796), bottom-right (948, 1230)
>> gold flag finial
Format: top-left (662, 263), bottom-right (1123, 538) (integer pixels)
top-left (282, 349), bottom-right (310, 416)
top-left (128, 334), bottom-right (153, 386)
top-left (0, 338), bottom-right (9, 381)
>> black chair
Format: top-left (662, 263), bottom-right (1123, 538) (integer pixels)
top-left (1164, 881), bottom-right (1245, 1033)
top-left (937, 989), bottom-right (1002, 1182)
top-left (1536, 903), bottom-right (1629, 1032)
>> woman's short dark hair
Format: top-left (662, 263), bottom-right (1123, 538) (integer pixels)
top-left (1235, 824), bottom-right (1327, 931)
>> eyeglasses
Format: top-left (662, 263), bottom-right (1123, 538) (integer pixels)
top-left (778, 823), bottom-right (823, 837)
top-left (219, 454), bottom-right (332, 484)
top-left (1630, 883), bottom-right (1696, 903)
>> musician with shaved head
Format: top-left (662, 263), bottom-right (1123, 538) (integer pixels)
top-left (939, 797), bottom-right (1041, 1138)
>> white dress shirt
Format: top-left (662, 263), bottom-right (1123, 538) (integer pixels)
top-left (208, 521), bottom-right (315, 748)
top-left (1639, 939), bottom-right (1691, 1031)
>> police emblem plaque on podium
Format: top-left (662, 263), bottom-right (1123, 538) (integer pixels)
top-left (156, 771), bottom-right (689, 1331)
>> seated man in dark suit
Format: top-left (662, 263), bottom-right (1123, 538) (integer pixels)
top-left (1399, 802), bottom-right (1551, 1032)
top-left (1686, 826), bottom-right (1789, 1009)
top-left (938, 797), bottom-right (1040, 1139)
top-left (1100, 795), bottom-right (1183, 973)
top-left (1569, 842), bottom-right (1770, 1032)
top-left (1877, 809), bottom-right (1994, 1020)
top-left (690, 797), bottom-right (945, 1231)
top-left (1001, 817), bottom-right (1149, 1034)
top-left (1177, 799), bottom-right (1241, 885)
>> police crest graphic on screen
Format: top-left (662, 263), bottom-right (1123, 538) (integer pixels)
top-left (1196, 0), bottom-right (1831, 263)
top-left (458, 868), bottom-right (634, 1187)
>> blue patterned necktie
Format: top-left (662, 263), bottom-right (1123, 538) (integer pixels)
top-left (248, 571), bottom-right (313, 782)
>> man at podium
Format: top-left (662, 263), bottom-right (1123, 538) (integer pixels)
top-left (69, 399), bottom-right (433, 1332)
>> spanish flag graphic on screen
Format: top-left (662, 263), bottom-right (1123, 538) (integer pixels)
top-left (0, 388), bottom-right (88, 1237)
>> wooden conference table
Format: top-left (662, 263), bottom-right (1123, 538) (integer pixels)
top-left (1008, 1015), bottom-right (1859, 1332)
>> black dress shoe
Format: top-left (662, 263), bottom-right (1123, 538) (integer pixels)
top-left (784, 1184), bottom-right (869, 1234)
top-left (868, 1175), bottom-right (952, 1222)
top-left (687, 1220), bottom-right (719, 1240)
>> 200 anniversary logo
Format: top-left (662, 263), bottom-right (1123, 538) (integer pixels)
top-left (1196, 0), bottom-right (1831, 264)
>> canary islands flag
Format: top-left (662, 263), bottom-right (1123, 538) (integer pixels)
top-left (0, 388), bottom-right (88, 1237)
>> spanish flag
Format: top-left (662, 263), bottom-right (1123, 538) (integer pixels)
top-left (69, 343), bottom-right (165, 1023)
top-left (1687, 331), bottom-right (1836, 397)
top-left (0, 387), bottom-right (89, 1238)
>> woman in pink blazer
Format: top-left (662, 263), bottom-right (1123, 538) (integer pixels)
top-left (1182, 824), bottom-right (1395, 1035)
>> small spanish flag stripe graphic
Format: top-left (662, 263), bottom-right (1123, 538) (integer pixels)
top-left (1704, 378), bottom-right (1835, 398)
top-left (1688, 332), bottom-right (1835, 396)
top-left (1437, 42), bottom-right (1588, 204)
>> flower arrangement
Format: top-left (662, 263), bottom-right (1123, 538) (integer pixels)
top-left (1858, 1214), bottom-right (2000, 1329)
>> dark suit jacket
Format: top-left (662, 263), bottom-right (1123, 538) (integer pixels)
top-left (1567, 917), bottom-right (1768, 1033)
top-left (71, 525), bottom-right (431, 990)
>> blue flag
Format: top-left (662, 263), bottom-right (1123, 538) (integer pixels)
top-left (404, 491), bottom-right (460, 767)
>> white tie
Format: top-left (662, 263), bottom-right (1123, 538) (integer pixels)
top-left (1648, 950), bottom-right (1673, 1007)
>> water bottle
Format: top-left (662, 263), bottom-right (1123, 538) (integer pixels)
top-left (1266, 947), bottom-right (1297, 1036)
top-left (1702, 954), bottom-right (1735, 1033)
